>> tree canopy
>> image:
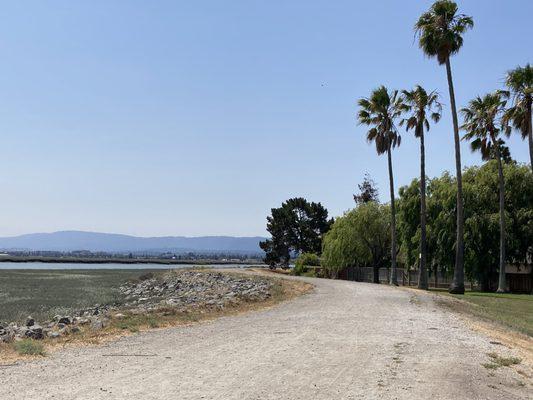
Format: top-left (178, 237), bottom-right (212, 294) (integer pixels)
top-left (353, 173), bottom-right (379, 205)
top-left (397, 162), bottom-right (533, 290)
top-left (322, 202), bottom-right (390, 280)
top-left (414, 0), bottom-right (474, 65)
top-left (259, 198), bottom-right (333, 266)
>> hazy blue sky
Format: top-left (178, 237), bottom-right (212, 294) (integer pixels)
top-left (0, 1), bottom-right (531, 237)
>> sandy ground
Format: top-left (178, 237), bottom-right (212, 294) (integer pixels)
top-left (0, 276), bottom-right (531, 400)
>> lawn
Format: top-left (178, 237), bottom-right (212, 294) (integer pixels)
top-left (435, 290), bottom-right (533, 337)
top-left (0, 269), bottom-right (164, 323)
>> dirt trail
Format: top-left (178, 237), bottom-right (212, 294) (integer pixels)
top-left (0, 276), bottom-right (531, 399)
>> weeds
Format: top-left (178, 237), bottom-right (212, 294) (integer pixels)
top-left (482, 352), bottom-right (521, 369)
top-left (13, 339), bottom-right (46, 356)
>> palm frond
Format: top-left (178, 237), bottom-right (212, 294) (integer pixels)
top-left (414, 0), bottom-right (473, 64)
top-left (461, 91), bottom-right (510, 162)
top-left (357, 86), bottom-right (403, 156)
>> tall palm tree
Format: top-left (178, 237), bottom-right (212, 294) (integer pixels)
top-left (415, 0), bottom-right (473, 294)
top-left (400, 86), bottom-right (442, 290)
top-left (503, 64), bottom-right (533, 172)
top-left (357, 86), bottom-right (403, 285)
top-left (461, 92), bottom-right (509, 293)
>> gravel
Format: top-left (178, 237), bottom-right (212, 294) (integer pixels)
top-left (0, 274), bottom-right (530, 399)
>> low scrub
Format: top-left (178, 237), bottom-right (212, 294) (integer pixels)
top-left (482, 352), bottom-right (521, 369)
top-left (13, 339), bottom-right (46, 356)
top-left (292, 253), bottom-right (320, 276)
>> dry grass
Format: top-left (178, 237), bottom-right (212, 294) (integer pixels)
top-left (0, 272), bottom-right (312, 364)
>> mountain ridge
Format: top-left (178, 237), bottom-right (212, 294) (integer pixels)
top-left (0, 231), bottom-right (267, 254)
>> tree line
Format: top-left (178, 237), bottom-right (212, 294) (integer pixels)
top-left (261, 1), bottom-right (532, 293)
top-left (322, 164), bottom-right (532, 290)
top-left (357, 0), bottom-right (531, 293)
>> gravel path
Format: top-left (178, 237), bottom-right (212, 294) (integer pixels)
top-left (0, 276), bottom-right (531, 399)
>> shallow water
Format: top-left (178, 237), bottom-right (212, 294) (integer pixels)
top-left (0, 262), bottom-right (255, 270)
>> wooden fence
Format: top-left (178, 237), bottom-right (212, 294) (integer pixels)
top-left (339, 266), bottom-right (462, 289)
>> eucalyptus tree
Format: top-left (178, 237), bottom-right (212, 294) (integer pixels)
top-left (461, 92), bottom-right (509, 293)
top-left (504, 64), bottom-right (533, 172)
top-left (357, 86), bottom-right (403, 285)
top-left (400, 86), bottom-right (442, 290)
top-left (415, 0), bottom-right (473, 294)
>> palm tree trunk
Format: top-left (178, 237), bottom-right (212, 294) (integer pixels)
top-left (387, 148), bottom-right (398, 285)
top-left (494, 145), bottom-right (507, 293)
top-left (445, 58), bottom-right (465, 294)
top-left (434, 261), bottom-right (438, 288)
top-left (527, 96), bottom-right (533, 171)
top-left (373, 263), bottom-right (380, 284)
top-left (418, 130), bottom-right (429, 290)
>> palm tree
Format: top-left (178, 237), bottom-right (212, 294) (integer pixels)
top-left (503, 64), bottom-right (533, 172)
top-left (400, 86), bottom-right (442, 290)
top-left (415, 0), bottom-right (473, 294)
top-left (461, 92), bottom-right (509, 293)
top-left (357, 86), bottom-right (403, 285)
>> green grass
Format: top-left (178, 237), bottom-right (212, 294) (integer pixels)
top-left (482, 352), bottom-right (521, 369)
top-left (434, 289), bottom-right (533, 337)
top-left (0, 269), bottom-right (165, 323)
top-left (13, 339), bottom-right (46, 356)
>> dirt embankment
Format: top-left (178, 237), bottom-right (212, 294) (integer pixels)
top-left (0, 270), bottom-right (312, 364)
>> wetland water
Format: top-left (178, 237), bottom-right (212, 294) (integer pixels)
top-left (0, 262), bottom-right (255, 270)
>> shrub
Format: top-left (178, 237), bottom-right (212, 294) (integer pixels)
top-left (13, 339), bottom-right (46, 356)
top-left (292, 253), bottom-right (320, 276)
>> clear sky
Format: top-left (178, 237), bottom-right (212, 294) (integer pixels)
top-left (0, 1), bottom-right (531, 237)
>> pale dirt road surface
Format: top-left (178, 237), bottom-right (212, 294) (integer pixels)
top-left (1, 276), bottom-right (531, 399)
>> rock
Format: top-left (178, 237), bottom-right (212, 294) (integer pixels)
top-left (25, 324), bottom-right (44, 340)
top-left (2, 271), bottom-right (273, 343)
top-left (58, 316), bottom-right (73, 325)
top-left (117, 270), bottom-right (273, 312)
top-left (90, 320), bottom-right (105, 330)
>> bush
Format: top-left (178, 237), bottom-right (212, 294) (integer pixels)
top-left (13, 339), bottom-right (46, 356)
top-left (292, 253), bottom-right (320, 276)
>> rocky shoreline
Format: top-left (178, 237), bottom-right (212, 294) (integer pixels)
top-left (0, 270), bottom-right (273, 344)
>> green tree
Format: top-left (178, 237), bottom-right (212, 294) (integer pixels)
top-left (415, 0), bottom-right (474, 294)
top-left (322, 203), bottom-right (390, 282)
top-left (503, 64), bottom-right (533, 172)
top-left (400, 85), bottom-right (442, 289)
top-left (293, 252), bottom-right (320, 276)
top-left (398, 163), bottom-right (533, 291)
top-left (354, 173), bottom-right (379, 205)
top-left (357, 86), bottom-right (403, 285)
top-left (461, 92), bottom-right (510, 292)
top-left (259, 197), bottom-right (332, 267)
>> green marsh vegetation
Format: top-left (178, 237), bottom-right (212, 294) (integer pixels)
top-left (0, 269), bottom-right (164, 322)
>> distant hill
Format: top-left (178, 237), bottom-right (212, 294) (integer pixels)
top-left (0, 231), bottom-right (267, 255)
